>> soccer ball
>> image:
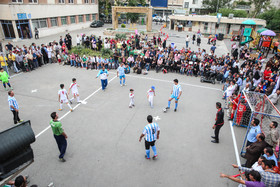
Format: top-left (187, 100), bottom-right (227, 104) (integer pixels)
top-left (163, 108), bottom-right (167, 113)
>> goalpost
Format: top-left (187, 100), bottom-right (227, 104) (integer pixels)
top-left (232, 91), bottom-right (280, 155)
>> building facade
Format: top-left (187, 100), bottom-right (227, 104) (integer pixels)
top-left (169, 15), bottom-right (266, 38)
top-left (0, 0), bottom-right (98, 40)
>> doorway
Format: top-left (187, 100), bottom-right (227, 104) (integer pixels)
top-left (16, 20), bottom-right (32, 39)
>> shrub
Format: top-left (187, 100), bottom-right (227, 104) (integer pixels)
top-left (121, 24), bottom-right (126, 28)
top-left (101, 48), bottom-right (113, 58)
top-left (115, 33), bottom-right (127, 40)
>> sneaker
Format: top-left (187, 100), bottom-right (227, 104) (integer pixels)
top-left (145, 155), bottom-right (150, 160)
top-left (174, 109), bottom-right (177, 112)
top-left (10, 87), bottom-right (13, 90)
top-left (121, 84), bottom-right (123, 87)
top-left (132, 104), bottom-right (135, 107)
top-left (58, 109), bottom-right (62, 111)
top-left (70, 109), bottom-right (73, 112)
top-left (19, 120), bottom-right (23, 123)
top-left (152, 155), bottom-right (157, 160)
top-left (5, 88), bottom-right (8, 91)
top-left (59, 158), bottom-right (66, 162)
top-left (166, 107), bottom-right (170, 109)
top-left (129, 106), bottom-right (132, 108)
top-left (123, 84), bottom-right (126, 86)
top-left (69, 100), bottom-right (73, 104)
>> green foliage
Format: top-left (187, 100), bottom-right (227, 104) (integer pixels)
top-left (202, 0), bottom-right (231, 13)
top-left (70, 46), bottom-right (104, 57)
top-left (101, 48), bottom-right (113, 58)
top-left (258, 8), bottom-right (280, 31)
top-left (115, 33), bottom-right (127, 40)
top-left (121, 23), bottom-right (126, 28)
top-left (127, 13), bottom-right (139, 23)
top-left (249, 0), bottom-right (271, 18)
top-left (140, 31), bottom-right (145, 35)
top-left (215, 8), bottom-right (247, 17)
top-left (235, 0), bottom-right (251, 5)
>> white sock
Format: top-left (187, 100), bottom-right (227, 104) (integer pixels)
top-left (77, 96), bottom-right (80, 102)
top-left (60, 103), bottom-right (63, 109)
top-left (67, 103), bottom-right (72, 110)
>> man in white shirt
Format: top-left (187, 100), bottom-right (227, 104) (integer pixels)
top-left (268, 89), bottom-right (280, 105)
top-left (58, 84), bottom-right (73, 112)
top-left (76, 34), bottom-right (81, 46)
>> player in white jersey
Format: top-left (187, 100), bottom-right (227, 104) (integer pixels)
top-left (117, 63), bottom-right (126, 86)
top-left (68, 78), bottom-right (80, 103)
top-left (129, 89), bottom-right (135, 108)
top-left (58, 84), bottom-right (73, 112)
top-left (139, 115), bottom-right (160, 159)
top-left (147, 86), bottom-right (156, 108)
top-left (166, 79), bottom-right (182, 112)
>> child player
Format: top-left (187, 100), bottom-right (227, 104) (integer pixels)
top-left (129, 89), bottom-right (135, 108)
top-left (0, 67), bottom-right (12, 91)
top-left (58, 84), bottom-right (73, 112)
top-left (68, 78), bottom-right (80, 103)
top-left (147, 86), bottom-right (156, 108)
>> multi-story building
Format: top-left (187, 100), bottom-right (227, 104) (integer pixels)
top-left (0, 0), bottom-right (99, 40)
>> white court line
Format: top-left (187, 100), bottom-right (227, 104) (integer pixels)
top-left (35, 75), bottom-right (117, 138)
top-left (10, 72), bottom-right (23, 78)
top-left (229, 116), bottom-right (241, 166)
top-left (126, 74), bottom-right (221, 91)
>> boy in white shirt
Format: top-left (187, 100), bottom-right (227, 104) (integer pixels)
top-left (58, 84), bottom-right (73, 112)
top-left (68, 78), bottom-right (80, 103)
top-left (147, 86), bottom-right (156, 108)
top-left (129, 89), bottom-right (135, 108)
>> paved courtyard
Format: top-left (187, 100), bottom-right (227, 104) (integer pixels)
top-left (0, 23), bottom-right (251, 186)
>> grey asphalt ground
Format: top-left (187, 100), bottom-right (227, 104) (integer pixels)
top-left (0, 23), bottom-right (254, 186)
top-left (0, 63), bottom-right (247, 187)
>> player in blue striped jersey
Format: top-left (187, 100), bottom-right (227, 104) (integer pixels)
top-left (139, 115), bottom-right (160, 159)
top-left (166, 79), bottom-right (182, 112)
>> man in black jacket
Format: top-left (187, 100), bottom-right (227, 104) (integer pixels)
top-left (41, 44), bottom-right (48, 64)
top-left (211, 102), bottom-right (224, 143)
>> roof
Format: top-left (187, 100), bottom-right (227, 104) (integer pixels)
top-left (242, 19), bottom-right (256, 25)
top-left (169, 15), bottom-right (266, 26)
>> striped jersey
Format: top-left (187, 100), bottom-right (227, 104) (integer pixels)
top-left (143, 123), bottom-right (160, 142)
top-left (172, 84), bottom-right (182, 97)
top-left (8, 96), bottom-right (19, 111)
top-left (117, 66), bottom-right (125, 76)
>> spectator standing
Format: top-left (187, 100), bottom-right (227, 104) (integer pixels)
top-left (244, 133), bottom-right (268, 167)
top-left (266, 121), bottom-right (279, 149)
top-left (211, 102), bottom-right (224, 143)
top-left (76, 34), bottom-right (81, 46)
top-left (139, 115), bottom-right (160, 159)
top-left (268, 89), bottom-right (280, 105)
top-left (272, 40), bottom-right (279, 54)
top-left (34, 27), bottom-right (39, 39)
top-left (8, 91), bottom-right (22, 124)
top-left (246, 119), bottom-right (262, 147)
top-left (50, 112), bottom-right (67, 162)
top-left (192, 34), bottom-right (196, 44)
top-left (0, 52), bottom-right (8, 73)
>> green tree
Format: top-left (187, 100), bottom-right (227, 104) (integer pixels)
top-left (126, 0), bottom-right (143, 23)
top-left (202, 0), bottom-right (231, 13)
top-left (249, 0), bottom-right (271, 18)
top-left (258, 8), bottom-right (280, 31)
top-left (211, 8), bottom-right (247, 17)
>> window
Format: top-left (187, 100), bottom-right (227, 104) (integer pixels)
top-left (84, 0), bottom-right (89, 3)
top-left (32, 19), bottom-right (48, 29)
top-left (86, 14), bottom-right (90, 21)
top-left (184, 2), bottom-right (189, 8)
top-left (192, 0), bottom-right (198, 4)
top-left (50, 18), bottom-right (58, 27)
top-left (70, 16), bottom-right (76, 24)
top-left (91, 0), bottom-right (95, 3)
top-left (58, 0), bottom-right (65, 3)
top-left (12, 0), bottom-right (23, 3)
top-left (29, 0), bottom-right (38, 3)
top-left (92, 14), bottom-right (96, 21)
top-left (78, 15), bottom-right (83, 23)
top-left (68, 0), bottom-right (74, 3)
top-left (61, 16), bottom-right (67, 25)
